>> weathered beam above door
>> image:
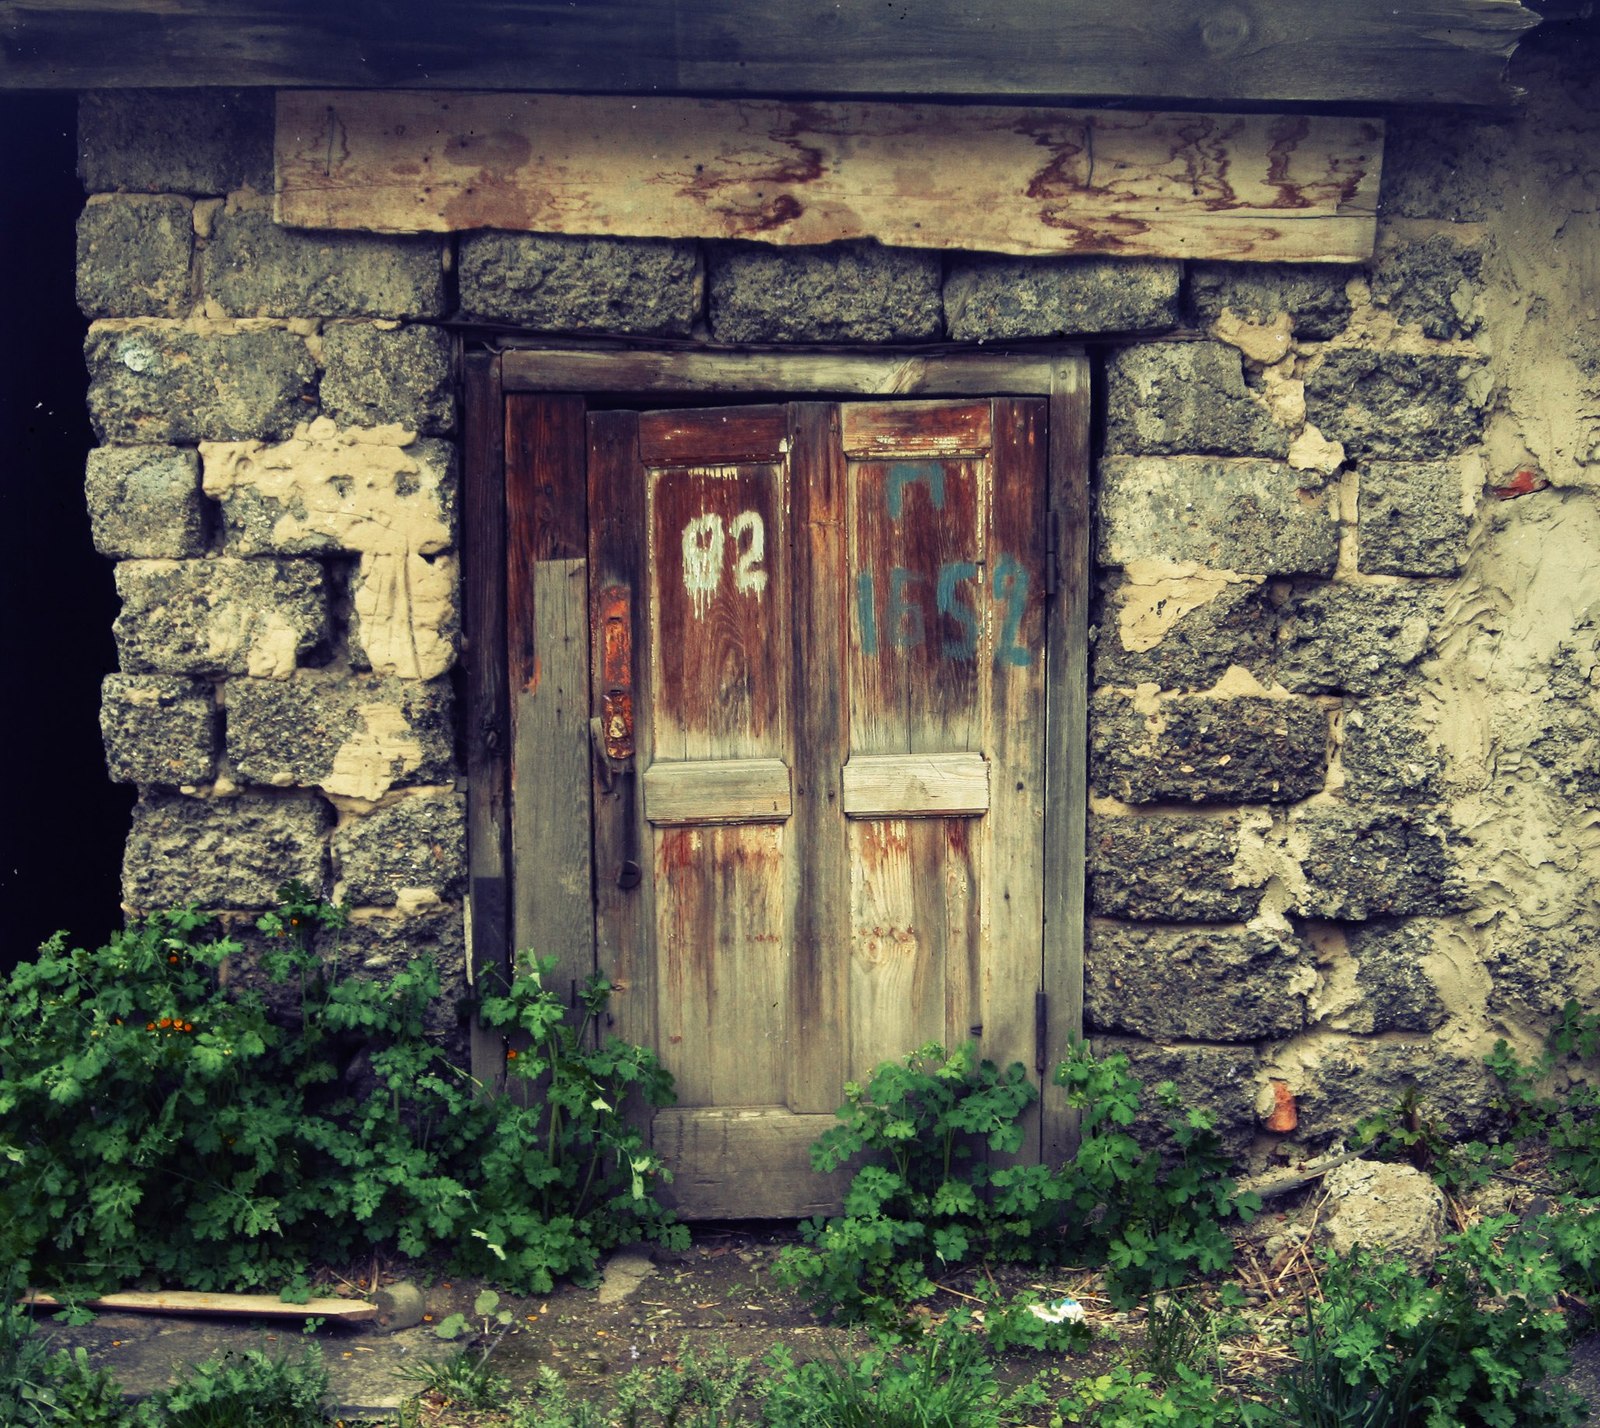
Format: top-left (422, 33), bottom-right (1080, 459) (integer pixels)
top-left (276, 91), bottom-right (1383, 263)
top-left (0, 0), bottom-right (1537, 105)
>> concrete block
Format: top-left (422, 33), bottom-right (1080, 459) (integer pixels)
top-left (708, 241), bottom-right (942, 342)
top-left (1341, 696), bottom-right (1444, 802)
top-left (1090, 1035), bottom-right (1261, 1160)
top-left (1283, 1039), bottom-right (1495, 1147)
top-left (1278, 584), bottom-right (1442, 697)
top-left (944, 256), bottom-right (1181, 340)
top-left (113, 558), bottom-right (328, 678)
top-left (1369, 235), bottom-right (1484, 340)
top-left (334, 792), bottom-right (467, 907)
top-left (85, 445), bottom-right (207, 559)
top-left (1087, 923), bottom-right (1310, 1041)
top-left (78, 89), bottom-right (275, 195)
top-left (1094, 574), bottom-right (1277, 691)
top-left (123, 793), bottom-right (329, 910)
top-left (1105, 342), bottom-right (1290, 458)
top-left (1292, 806), bottom-right (1468, 919)
top-left (1357, 460), bottom-right (1470, 576)
top-left (86, 321), bottom-right (316, 443)
top-left (100, 674), bottom-right (216, 786)
top-left (1190, 262), bottom-right (1356, 342)
top-left (76, 195), bottom-right (193, 318)
top-left (320, 324), bottom-right (454, 434)
top-left (1343, 921), bottom-right (1449, 1033)
top-left (1089, 812), bottom-right (1263, 921)
top-left (1304, 349), bottom-right (1488, 460)
top-left (1098, 456), bottom-right (1338, 576)
top-left (227, 674), bottom-right (455, 801)
top-left (458, 232), bottom-right (700, 335)
top-left (1090, 690), bottom-right (1328, 804)
top-left (201, 203), bottom-right (447, 319)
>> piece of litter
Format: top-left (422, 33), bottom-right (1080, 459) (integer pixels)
top-left (1028, 1297), bottom-right (1086, 1324)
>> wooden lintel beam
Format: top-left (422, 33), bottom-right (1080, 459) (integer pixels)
top-left (1, 0), bottom-right (1538, 107)
top-left (277, 91), bottom-right (1384, 264)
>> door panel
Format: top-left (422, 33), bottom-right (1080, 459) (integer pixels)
top-left (588, 398), bottom-right (1047, 1216)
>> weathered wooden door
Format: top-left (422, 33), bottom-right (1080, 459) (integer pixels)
top-left (587, 399), bottom-right (1049, 1217)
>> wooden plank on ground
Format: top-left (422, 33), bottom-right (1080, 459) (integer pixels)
top-left (4, 0), bottom-right (1536, 107)
top-left (22, 1291), bottom-right (376, 1322)
top-left (277, 91), bottom-right (1385, 262)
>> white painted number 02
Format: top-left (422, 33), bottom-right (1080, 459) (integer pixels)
top-left (681, 511), bottom-right (767, 618)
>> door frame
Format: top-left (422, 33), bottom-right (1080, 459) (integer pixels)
top-left (462, 344), bottom-right (1090, 1166)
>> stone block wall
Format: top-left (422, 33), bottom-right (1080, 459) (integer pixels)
top-left (79, 56), bottom-right (1600, 1161)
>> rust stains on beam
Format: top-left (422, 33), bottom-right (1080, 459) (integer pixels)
top-left (276, 92), bottom-right (1383, 264)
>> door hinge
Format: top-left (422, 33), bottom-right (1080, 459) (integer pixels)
top-left (1035, 991), bottom-right (1048, 1077)
top-left (1044, 513), bottom-right (1061, 597)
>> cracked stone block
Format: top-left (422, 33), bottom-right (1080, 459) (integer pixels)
top-left (1293, 806), bottom-right (1468, 919)
top-left (1304, 350), bottom-right (1488, 460)
top-left (76, 195), bottom-right (193, 318)
top-left (1370, 236), bottom-right (1484, 340)
top-left (1342, 921), bottom-right (1449, 1033)
top-left (1098, 457), bottom-right (1337, 576)
top-left (1285, 1039), bottom-right (1496, 1147)
top-left (227, 674), bottom-right (456, 800)
top-left (1341, 696), bottom-right (1445, 802)
top-left (100, 674), bottom-right (217, 786)
top-left (78, 89), bottom-right (275, 194)
top-left (1189, 262), bottom-right (1356, 342)
top-left (334, 792), bottom-right (467, 906)
top-left (1105, 342), bottom-right (1290, 458)
top-left (708, 241), bottom-right (942, 343)
top-left (86, 322), bottom-right (317, 443)
top-left (1087, 924), bottom-right (1311, 1041)
top-left (113, 558), bottom-right (328, 677)
top-left (1357, 460), bottom-right (1470, 576)
top-left (320, 324), bottom-right (454, 434)
top-left (1089, 812), bottom-right (1264, 921)
top-left (1091, 691), bottom-right (1328, 804)
top-left (458, 233), bottom-right (700, 335)
top-left (201, 204), bottom-right (447, 319)
top-left (1278, 584), bottom-right (1442, 697)
top-left (944, 256), bottom-right (1181, 340)
top-left (123, 793), bottom-right (329, 909)
top-left (85, 445), bottom-right (206, 559)
top-left (1094, 575), bottom-right (1278, 691)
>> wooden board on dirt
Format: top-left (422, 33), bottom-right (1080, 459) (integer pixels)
top-left (23, 1290), bottom-right (377, 1322)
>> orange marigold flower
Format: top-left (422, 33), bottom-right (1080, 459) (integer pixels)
top-left (506, 1049), bottom-right (518, 1060)
top-left (146, 1022), bottom-right (156, 1032)
top-left (159, 1017), bottom-right (172, 1028)
top-left (183, 1022), bottom-right (194, 1032)
top-left (168, 954), bottom-right (179, 964)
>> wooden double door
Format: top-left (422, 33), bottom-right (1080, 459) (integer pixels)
top-left (488, 379), bottom-right (1078, 1219)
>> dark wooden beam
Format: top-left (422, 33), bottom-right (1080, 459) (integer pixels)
top-left (1, 0), bottom-right (1538, 106)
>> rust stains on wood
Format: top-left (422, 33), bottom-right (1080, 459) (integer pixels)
top-left (277, 91), bottom-right (1385, 262)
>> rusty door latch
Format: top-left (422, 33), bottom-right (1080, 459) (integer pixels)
top-left (594, 585), bottom-right (641, 891)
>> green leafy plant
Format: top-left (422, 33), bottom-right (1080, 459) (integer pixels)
top-left (1487, 1000), bottom-right (1600, 1196)
top-left (409, 1288), bottom-right (516, 1408)
top-left (150, 1345), bottom-right (329, 1428)
top-left (1051, 1363), bottom-right (1273, 1427)
top-left (0, 885), bottom-right (685, 1296)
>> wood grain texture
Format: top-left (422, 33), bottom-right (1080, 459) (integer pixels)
top-left (588, 411), bottom-right (656, 1059)
top-left (502, 349), bottom-right (1059, 397)
top-left (1041, 358), bottom-right (1092, 1164)
top-left (463, 351), bottom-right (509, 1091)
top-left (7, 1), bottom-right (1535, 105)
top-left (841, 752), bottom-right (991, 817)
top-left (651, 1107), bottom-right (849, 1218)
top-left (643, 757), bottom-right (792, 826)
top-left (21, 1290), bottom-right (377, 1321)
top-left (278, 90), bottom-right (1384, 261)
top-left (638, 407), bottom-right (788, 467)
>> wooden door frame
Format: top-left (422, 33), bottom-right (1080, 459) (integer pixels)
top-left (462, 344), bottom-right (1090, 1163)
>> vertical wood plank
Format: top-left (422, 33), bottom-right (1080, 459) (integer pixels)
top-left (788, 403), bottom-right (851, 1113)
top-left (505, 395), bottom-right (594, 1029)
top-left (588, 411), bottom-right (655, 1060)
top-left (985, 397), bottom-right (1050, 1157)
top-left (1042, 358), bottom-right (1092, 1164)
top-left (463, 350), bottom-right (508, 1092)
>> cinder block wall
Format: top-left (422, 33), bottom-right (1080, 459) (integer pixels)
top-left (77, 59), bottom-right (1600, 1158)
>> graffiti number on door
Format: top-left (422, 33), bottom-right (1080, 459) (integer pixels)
top-left (681, 510), bottom-right (768, 619)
